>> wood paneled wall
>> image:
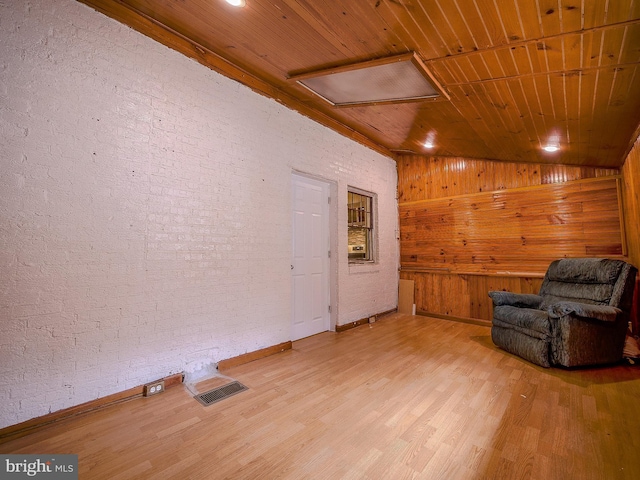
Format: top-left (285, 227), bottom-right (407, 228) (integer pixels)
top-left (398, 156), bottom-right (624, 322)
top-left (621, 136), bottom-right (640, 332)
top-left (399, 271), bottom-right (543, 322)
top-left (397, 156), bottom-right (618, 202)
top-left (400, 177), bottom-right (624, 275)
top-left (621, 137), bottom-right (640, 268)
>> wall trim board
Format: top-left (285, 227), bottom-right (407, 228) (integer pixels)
top-left (416, 311), bottom-right (492, 328)
top-left (335, 309), bottom-right (398, 332)
top-left (400, 267), bottom-right (546, 278)
top-left (335, 318), bottom-right (370, 332)
top-left (217, 341), bottom-right (293, 371)
top-left (0, 373), bottom-right (184, 444)
top-left (397, 174), bottom-right (622, 207)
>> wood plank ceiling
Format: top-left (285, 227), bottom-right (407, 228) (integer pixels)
top-left (80, 0), bottom-right (640, 168)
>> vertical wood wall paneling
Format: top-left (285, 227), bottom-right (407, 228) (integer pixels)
top-left (397, 156), bottom-right (624, 322)
top-left (621, 137), bottom-right (640, 269)
top-left (621, 136), bottom-right (640, 332)
top-left (397, 156), bottom-right (619, 203)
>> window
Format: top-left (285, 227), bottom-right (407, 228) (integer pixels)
top-left (348, 188), bottom-right (375, 262)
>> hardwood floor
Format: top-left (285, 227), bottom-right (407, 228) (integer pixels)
top-left (2, 313), bottom-right (639, 479)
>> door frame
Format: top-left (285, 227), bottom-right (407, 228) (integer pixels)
top-left (291, 170), bottom-right (337, 334)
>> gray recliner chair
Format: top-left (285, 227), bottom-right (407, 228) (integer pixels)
top-left (489, 258), bottom-right (637, 368)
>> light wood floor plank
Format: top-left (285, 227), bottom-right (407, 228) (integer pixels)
top-left (1, 313), bottom-right (639, 479)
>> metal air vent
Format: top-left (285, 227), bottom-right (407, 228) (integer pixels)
top-left (194, 381), bottom-right (248, 406)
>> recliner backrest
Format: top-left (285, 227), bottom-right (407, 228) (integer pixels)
top-left (538, 258), bottom-right (634, 309)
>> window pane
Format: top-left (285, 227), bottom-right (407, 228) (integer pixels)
top-left (348, 190), bottom-right (374, 262)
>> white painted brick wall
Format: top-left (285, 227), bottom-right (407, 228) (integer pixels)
top-left (0, 0), bottom-right (399, 428)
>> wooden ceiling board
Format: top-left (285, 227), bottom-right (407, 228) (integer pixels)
top-left (404, 1), bottom-right (460, 56)
top-left (412, 102), bottom-right (496, 157)
top-left (79, 0), bottom-right (640, 168)
top-left (486, 81), bottom-right (524, 135)
top-left (606, 0), bottom-right (637, 24)
top-left (121, 0), bottom-right (292, 83)
top-left (537, 0), bottom-right (563, 37)
top-left (494, 45), bottom-right (521, 76)
top-left (562, 71), bottom-right (581, 142)
top-left (547, 72), bottom-right (567, 123)
top-left (534, 37), bottom-right (559, 73)
top-left (562, 33), bottom-right (583, 70)
top-left (341, 1), bottom-right (410, 54)
top-left (466, 52), bottom-right (494, 81)
top-left (215, 1), bottom-right (362, 76)
top-left (436, 57), bottom-right (470, 85)
top-left (362, 2), bottom-right (432, 58)
top-left (453, 0), bottom-right (495, 49)
top-left (523, 41), bottom-right (546, 76)
top-left (559, 1), bottom-right (585, 33)
top-left (511, 0), bottom-right (544, 40)
top-left (582, 0), bottom-right (608, 29)
top-left (276, 1), bottom-right (380, 61)
top-left (622, 24), bottom-right (640, 63)
top-left (431, 0), bottom-right (479, 53)
top-left (489, 0), bottom-right (520, 46)
top-left (344, 103), bottom-right (423, 147)
top-left (587, 76), bottom-right (628, 165)
top-left (508, 77), bottom-right (547, 151)
top-left (459, 83), bottom-right (524, 159)
top-left (600, 26), bottom-right (629, 67)
top-left (596, 67), bottom-right (640, 163)
top-left (509, 43), bottom-right (536, 77)
top-left (584, 29), bottom-right (606, 69)
top-left (410, 3), bottom-right (464, 58)
top-left (342, 100), bottom-right (481, 156)
top-left (357, 1), bottom-right (427, 56)
top-left (573, 79), bottom-right (618, 166)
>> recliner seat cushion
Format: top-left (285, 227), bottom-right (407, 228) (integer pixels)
top-left (493, 305), bottom-right (551, 338)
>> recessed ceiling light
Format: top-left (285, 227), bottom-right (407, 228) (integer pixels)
top-left (424, 132), bottom-right (436, 149)
top-left (542, 133), bottom-right (561, 153)
top-left (225, 0), bottom-right (246, 7)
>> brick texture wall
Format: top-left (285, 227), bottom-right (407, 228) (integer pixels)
top-left (0, 0), bottom-right (398, 428)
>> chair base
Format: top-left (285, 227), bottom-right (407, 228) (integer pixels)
top-left (551, 315), bottom-right (627, 367)
top-left (492, 325), bottom-right (551, 367)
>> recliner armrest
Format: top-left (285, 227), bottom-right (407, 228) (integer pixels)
top-left (547, 302), bottom-right (622, 322)
top-left (488, 291), bottom-right (543, 308)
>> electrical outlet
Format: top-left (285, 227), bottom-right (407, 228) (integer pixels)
top-left (369, 316), bottom-right (376, 324)
top-left (143, 380), bottom-right (165, 397)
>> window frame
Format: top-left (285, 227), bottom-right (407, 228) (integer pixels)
top-left (347, 186), bottom-right (377, 264)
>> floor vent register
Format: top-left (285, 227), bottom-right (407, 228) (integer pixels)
top-left (194, 381), bottom-right (248, 406)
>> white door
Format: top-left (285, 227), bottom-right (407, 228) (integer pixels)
top-left (291, 174), bottom-right (330, 341)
